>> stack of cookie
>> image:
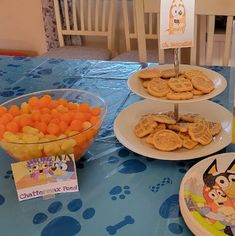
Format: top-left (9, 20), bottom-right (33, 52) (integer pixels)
top-left (138, 67), bottom-right (215, 100)
top-left (134, 112), bottom-right (222, 152)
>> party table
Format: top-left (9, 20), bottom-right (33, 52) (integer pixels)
top-left (0, 56), bottom-right (233, 236)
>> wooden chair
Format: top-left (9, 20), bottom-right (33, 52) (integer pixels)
top-left (112, 0), bottom-right (173, 63)
top-left (231, 21), bottom-right (235, 66)
top-left (115, 0), bottom-right (235, 66)
top-left (194, 0), bottom-right (235, 66)
top-left (42, 0), bottom-right (116, 60)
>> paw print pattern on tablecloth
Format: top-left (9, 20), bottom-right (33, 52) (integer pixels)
top-left (52, 77), bottom-right (79, 89)
top-left (0, 194), bottom-right (5, 205)
top-left (159, 194), bottom-right (184, 235)
top-left (47, 59), bottom-right (65, 64)
top-left (7, 64), bottom-right (21, 68)
top-left (109, 185), bottom-right (131, 200)
top-left (0, 86), bottom-right (26, 98)
top-left (33, 199), bottom-right (95, 236)
top-left (108, 148), bottom-right (147, 174)
top-left (106, 215), bottom-right (135, 235)
top-left (4, 170), bottom-right (13, 179)
top-left (149, 177), bottom-right (172, 193)
top-left (176, 160), bottom-right (197, 174)
top-left (75, 152), bottom-right (93, 169)
top-left (0, 70), bottom-right (7, 76)
top-left (210, 66), bottom-right (223, 72)
top-left (27, 67), bottom-right (52, 79)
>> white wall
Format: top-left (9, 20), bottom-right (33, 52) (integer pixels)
top-left (0, 0), bottom-right (47, 55)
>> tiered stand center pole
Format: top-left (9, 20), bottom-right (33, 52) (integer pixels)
top-left (174, 48), bottom-right (180, 120)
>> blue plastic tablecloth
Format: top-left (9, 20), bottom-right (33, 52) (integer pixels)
top-left (0, 56), bottom-right (233, 236)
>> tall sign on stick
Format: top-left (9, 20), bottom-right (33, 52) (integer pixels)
top-left (160, 0), bottom-right (195, 119)
top-left (160, 0), bottom-right (195, 49)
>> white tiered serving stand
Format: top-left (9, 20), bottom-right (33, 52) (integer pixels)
top-left (114, 63), bottom-right (232, 161)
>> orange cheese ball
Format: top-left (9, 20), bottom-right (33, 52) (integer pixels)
top-left (0, 113), bottom-right (14, 125)
top-left (47, 123), bottom-right (60, 135)
top-left (9, 105), bottom-right (20, 116)
top-left (70, 119), bottom-right (83, 132)
top-left (34, 121), bottom-right (47, 134)
top-left (19, 114), bottom-right (33, 128)
top-left (67, 102), bottom-right (78, 110)
top-left (28, 96), bottom-right (39, 108)
top-left (74, 112), bottom-right (86, 122)
top-left (57, 98), bottom-right (68, 106)
top-left (41, 113), bottom-right (52, 124)
top-left (6, 121), bottom-right (19, 133)
top-left (91, 107), bottom-right (101, 116)
top-left (90, 116), bottom-right (100, 125)
top-left (59, 121), bottom-right (68, 133)
top-left (79, 103), bottom-right (90, 112)
top-left (31, 110), bottom-right (41, 122)
top-left (61, 113), bottom-right (73, 124)
top-left (48, 100), bottom-right (59, 109)
top-left (0, 95), bottom-right (102, 146)
top-left (0, 106), bottom-right (7, 116)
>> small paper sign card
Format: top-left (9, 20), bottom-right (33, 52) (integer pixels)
top-left (11, 154), bottom-right (78, 201)
top-left (160, 0), bottom-right (195, 49)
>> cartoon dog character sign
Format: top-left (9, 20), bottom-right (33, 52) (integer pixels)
top-left (168, 0), bottom-right (186, 34)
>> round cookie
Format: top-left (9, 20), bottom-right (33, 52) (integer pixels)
top-left (138, 67), bottom-right (162, 79)
top-left (145, 124), bottom-right (166, 145)
top-left (180, 113), bottom-right (203, 123)
top-left (168, 77), bottom-right (193, 92)
top-left (166, 91), bottom-right (193, 100)
top-left (153, 114), bottom-right (176, 124)
top-left (192, 89), bottom-right (204, 95)
top-left (167, 123), bottom-right (188, 133)
top-left (206, 121), bottom-right (222, 136)
top-left (191, 75), bottom-right (214, 93)
top-left (134, 116), bottom-right (157, 138)
top-left (188, 121), bottom-right (213, 145)
top-left (153, 130), bottom-right (182, 151)
top-left (161, 69), bottom-right (177, 79)
top-left (147, 78), bottom-right (170, 97)
top-left (184, 70), bottom-right (203, 80)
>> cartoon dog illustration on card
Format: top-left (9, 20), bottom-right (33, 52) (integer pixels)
top-left (168, 0), bottom-right (186, 34)
top-left (26, 157), bottom-right (54, 180)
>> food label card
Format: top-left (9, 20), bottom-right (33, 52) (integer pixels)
top-left (11, 154), bottom-right (78, 201)
top-left (160, 0), bottom-right (195, 49)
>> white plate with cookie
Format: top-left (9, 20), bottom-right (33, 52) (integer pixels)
top-left (128, 64), bottom-right (227, 103)
top-left (114, 99), bottom-right (232, 160)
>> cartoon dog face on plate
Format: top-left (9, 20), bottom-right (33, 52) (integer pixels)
top-left (203, 159), bottom-right (235, 198)
top-left (203, 185), bottom-right (235, 216)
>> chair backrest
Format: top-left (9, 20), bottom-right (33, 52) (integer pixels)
top-left (193, 0), bottom-right (235, 66)
top-left (121, 0), bottom-right (162, 62)
top-left (231, 20), bottom-right (235, 66)
top-left (130, 0), bottom-right (235, 65)
top-left (53, 0), bottom-right (115, 52)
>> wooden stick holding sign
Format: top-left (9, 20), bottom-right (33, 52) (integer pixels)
top-left (160, 0), bottom-right (195, 120)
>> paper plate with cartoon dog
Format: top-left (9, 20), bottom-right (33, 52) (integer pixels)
top-left (179, 153), bottom-right (235, 236)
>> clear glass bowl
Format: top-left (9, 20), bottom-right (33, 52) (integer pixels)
top-left (0, 89), bottom-right (107, 161)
